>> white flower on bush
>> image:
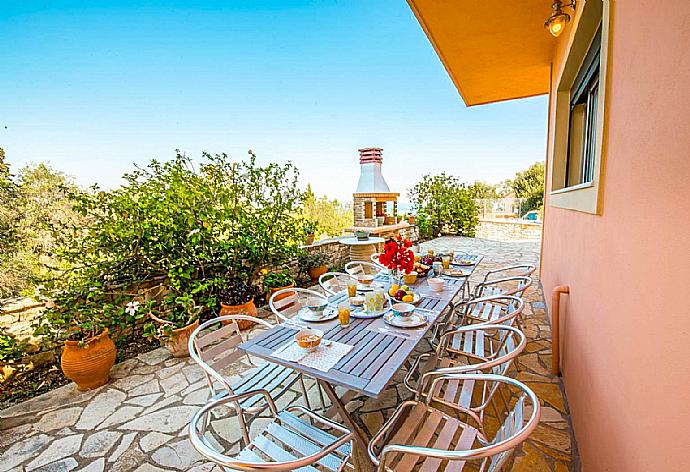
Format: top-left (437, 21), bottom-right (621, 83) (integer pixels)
top-left (125, 301), bottom-right (140, 316)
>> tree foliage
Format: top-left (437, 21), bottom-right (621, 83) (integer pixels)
top-left (510, 161), bottom-right (545, 214)
top-left (467, 181), bottom-right (498, 200)
top-left (0, 150), bottom-right (82, 297)
top-left (40, 151), bottom-right (307, 340)
top-left (300, 184), bottom-right (353, 238)
top-left (408, 173), bottom-right (479, 239)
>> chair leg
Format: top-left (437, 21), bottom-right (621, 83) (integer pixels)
top-left (237, 409), bottom-right (251, 447)
top-left (298, 374), bottom-right (312, 410)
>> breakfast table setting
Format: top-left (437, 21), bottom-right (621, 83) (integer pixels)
top-left (238, 238), bottom-right (484, 469)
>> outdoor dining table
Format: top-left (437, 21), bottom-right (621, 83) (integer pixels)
top-left (238, 256), bottom-right (483, 469)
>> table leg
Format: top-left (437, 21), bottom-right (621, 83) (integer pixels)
top-left (317, 380), bottom-right (375, 472)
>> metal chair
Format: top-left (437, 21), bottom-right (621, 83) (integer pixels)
top-left (188, 315), bottom-right (311, 446)
top-left (471, 276), bottom-right (533, 300)
top-left (344, 261), bottom-right (385, 277)
top-left (404, 324), bottom-right (526, 433)
top-left (457, 295), bottom-right (525, 327)
top-left (189, 390), bottom-right (354, 471)
top-left (318, 272), bottom-right (357, 297)
top-left (480, 264), bottom-right (536, 284)
top-left (269, 287), bottom-right (329, 325)
top-left (370, 252), bottom-right (385, 269)
top-left (368, 373), bottom-right (541, 472)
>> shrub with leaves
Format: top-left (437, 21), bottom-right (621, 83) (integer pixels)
top-left (408, 173), bottom-right (479, 239)
top-left (263, 270), bottom-right (294, 289)
top-left (42, 151), bottom-right (306, 340)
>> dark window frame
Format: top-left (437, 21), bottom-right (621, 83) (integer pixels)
top-left (565, 27), bottom-right (602, 187)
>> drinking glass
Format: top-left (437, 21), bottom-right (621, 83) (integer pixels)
top-left (427, 249), bottom-right (434, 257)
top-left (442, 255), bottom-right (451, 269)
top-left (338, 302), bottom-right (351, 327)
top-left (346, 280), bottom-right (357, 298)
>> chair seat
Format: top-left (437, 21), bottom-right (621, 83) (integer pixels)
top-left (448, 329), bottom-right (488, 359)
top-left (230, 362), bottom-right (300, 410)
top-left (234, 410), bottom-right (351, 472)
top-left (416, 357), bottom-right (477, 411)
top-left (380, 402), bottom-right (478, 471)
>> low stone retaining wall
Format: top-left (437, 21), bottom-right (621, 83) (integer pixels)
top-left (475, 218), bottom-right (542, 241)
top-left (303, 224), bottom-right (419, 268)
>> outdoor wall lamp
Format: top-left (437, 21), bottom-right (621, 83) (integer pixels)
top-left (545, 0), bottom-right (576, 37)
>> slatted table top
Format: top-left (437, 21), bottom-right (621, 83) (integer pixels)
top-left (240, 261), bottom-right (483, 398)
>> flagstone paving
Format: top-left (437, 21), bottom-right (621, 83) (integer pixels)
top-left (0, 236), bottom-right (579, 471)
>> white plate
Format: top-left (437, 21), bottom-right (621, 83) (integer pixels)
top-left (357, 282), bottom-right (384, 292)
top-left (444, 269), bottom-right (468, 278)
top-left (387, 292), bottom-right (421, 305)
top-left (298, 306), bottom-right (339, 322)
top-left (351, 298), bottom-right (392, 319)
top-left (383, 311), bottom-right (426, 328)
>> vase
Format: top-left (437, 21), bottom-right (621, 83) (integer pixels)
top-left (61, 328), bottom-right (117, 391)
top-left (308, 265), bottom-right (328, 282)
top-left (220, 300), bottom-right (258, 330)
top-left (266, 283), bottom-right (295, 302)
top-left (162, 320), bottom-right (199, 358)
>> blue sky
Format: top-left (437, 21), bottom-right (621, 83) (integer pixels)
top-left (1, 0), bottom-right (548, 202)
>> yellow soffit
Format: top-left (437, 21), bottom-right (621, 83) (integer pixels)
top-left (407, 0), bottom-right (556, 106)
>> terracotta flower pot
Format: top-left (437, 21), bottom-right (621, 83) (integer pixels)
top-left (407, 216), bottom-right (415, 224)
top-left (305, 233), bottom-right (315, 245)
top-left (162, 319), bottom-right (199, 358)
top-left (266, 283), bottom-right (295, 302)
top-left (220, 300), bottom-right (257, 330)
top-left (308, 265), bottom-right (328, 282)
top-left (61, 328), bottom-right (117, 391)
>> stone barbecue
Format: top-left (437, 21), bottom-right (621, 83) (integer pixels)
top-left (352, 148), bottom-right (400, 227)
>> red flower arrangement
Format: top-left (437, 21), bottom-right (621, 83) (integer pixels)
top-left (379, 236), bottom-right (414, 274)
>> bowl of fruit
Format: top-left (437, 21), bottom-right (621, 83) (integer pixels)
top-left (388, 284), bottom-right (418, 304)
top-left (414, 256), bottom-right (433, 277)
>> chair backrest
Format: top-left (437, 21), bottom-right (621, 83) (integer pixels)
top-left (318, 271), bottom-right (356, 296)
top-left (482, 264), bottom-right (536, 283)
top-left (268, 287), bottom-right (327, 324)
top-left (189, 397), bottom-right (353, 472)
top-left (188, 315), bottom-right (272, 396)
top-left (344, 261), bottom-right (383, 277)
top-left (370, 253), bottom-right (385, 268)
top-left (460, 295), bottom-right (524, 327)
top-left (440, 324), bottom-right (526, 374)
top-left (475, 276), bottom-right (532, 299)
top-left (485, 387), bottom-right (538, 471)
top-left (371, 374), bottom-right (540, 471)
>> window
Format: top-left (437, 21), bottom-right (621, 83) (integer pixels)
top-left (549, 0), bottom-right (609, 214)
top-left (565, 28), bottom-right (601, 187)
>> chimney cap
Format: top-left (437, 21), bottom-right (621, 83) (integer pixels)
top-left (355, 147), bottom-right (392, 193)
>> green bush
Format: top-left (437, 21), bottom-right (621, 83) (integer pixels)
top-left (40, 151), bottom-right (307, 341)
top-left (408, 173), bottom-right (479, 239)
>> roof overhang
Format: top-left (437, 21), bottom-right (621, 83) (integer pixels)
top-left (407, 0), bottom-right (556, 106)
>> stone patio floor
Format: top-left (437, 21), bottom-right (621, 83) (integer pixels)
top-left (0, 236), bottom-right (579, 471)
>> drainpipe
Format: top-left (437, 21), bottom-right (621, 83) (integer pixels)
top-left (551, 285), bottom-right (570, 376)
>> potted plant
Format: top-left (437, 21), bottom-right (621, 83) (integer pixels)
top-left (304, 221), bottom-right (318, 246)
top-left (264, 270), bottom-right (295, 302)
top-left (299, 252), bottom-right (330, 282)
top-left (218, 277), bottom-right (258, 330)
top-left (36, 290), bottom-right (118, 391)
top-left (142, 294), bottom-right (201, 358)
top-left (407, 214), bottom-right (415, 224)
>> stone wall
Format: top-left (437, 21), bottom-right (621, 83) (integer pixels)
top-left (303, 224), bottom-right (420, 269)
top-left (475, 218), bottom-right (542, 242)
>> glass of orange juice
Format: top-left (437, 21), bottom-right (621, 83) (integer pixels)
top-left (442, 255), bottom-right (451, 270)
top-left (346, 280), bottom-right (357, 298)
top-left (338, 302), bottom-right (351, 327)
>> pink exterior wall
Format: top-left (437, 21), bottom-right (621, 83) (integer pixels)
top-left (541, 2), bottom-right (690, 470)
